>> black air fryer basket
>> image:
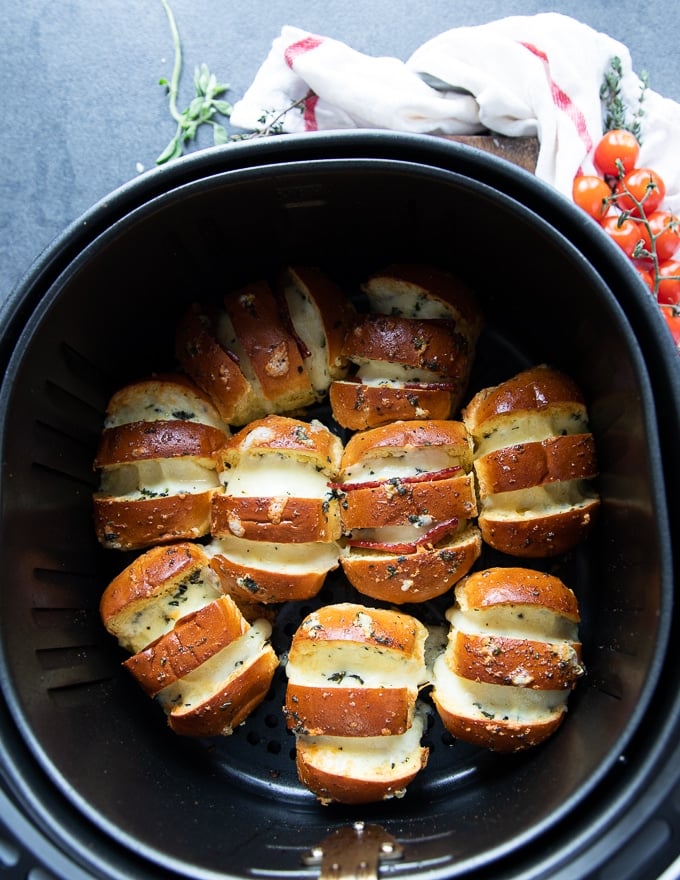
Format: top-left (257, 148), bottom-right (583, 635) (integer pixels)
top-left (1, 132), bottom-right (679, 880)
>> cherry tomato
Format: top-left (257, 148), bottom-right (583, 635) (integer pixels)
top-left (572, 175), bottom-right (612, 219)
top-left (659, 304), bottom-right (680, 351)
top-left (614, 167), bottom-right (666, 216)
top-left (593, 129), bottom-right (641, 178)
top-left (638, 211), bottom-right (680, 263)
top-left (600, 214), bottom-right (645, 258)
top-left (656, 260), bottom-right (680, 305)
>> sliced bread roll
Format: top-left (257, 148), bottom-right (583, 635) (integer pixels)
top-left (336, 420), bottom-right (481, 603)
top-left (175, 303), bottom-right (254, 426)
top-left (284, 603), bottom-right (429, 804)
top-left (176, 280), bottom-right (315, 426)
top-left (177, 271), bottom-right (355, 426)
top-left (148, 613), bottom-right (277, 737)
top-left (100, 542), bottom-right (222, 654)
top-left (330, 314), bottom-right (469, 431)
top-left (294, 708), bottom-right (429, 806)
top-left (100, 544), bottom-right (278, 737)
top-left (211, 415), bottom-right (344, 544)
top-left (207, 534), bottom-right (341, 604)
top-left (93, 375), bottom-right (229, 551)
top-left (462, 364), bottom-right (600, 557)
top-left (329, 265), bottom-right (483, 431)
top-left (431, 567), bottom-right (584, 752)
top-left (361, 263), bottom-right (483, 343)
top-left (277, 265), bottom-right (355, 396)
top-left (123, 593), bottom-right (249, 696)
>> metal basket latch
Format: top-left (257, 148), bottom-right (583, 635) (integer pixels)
top-left (303, 821), bottom-right (404, 880)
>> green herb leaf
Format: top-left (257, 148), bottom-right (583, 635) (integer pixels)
top-left (156, 136), bottom-right (183, 164)
top-left (213, 124), bottom-right (229, 145)
top-left (156, 0), bottom-right (233, 165)
top-left (156, 1), bottom-right (314, 163)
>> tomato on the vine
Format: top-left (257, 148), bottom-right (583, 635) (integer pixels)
top-left (614, 167), bottom-right (666, 216)
top-left (638, 211), bottom-right (680, 263)
top-left (572, 175), bottom-right (612, 219)
top-left (576, 130), bottom-right (680, 356)
top-left (593, 129), bottom-right (641, 178)
top-left (656, 260), bottom-right (680, 305)
top-left (660, 304), bottom-right (680, 350)
top-left (600, 214), bottom-right (645, 258)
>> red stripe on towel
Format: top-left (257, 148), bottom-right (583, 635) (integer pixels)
top-left (519, 40), bottom-right (593, 160)
top-left (284, 36), bottom-right (325, 67)
top-left (303, 91), bottom-right (319, 131)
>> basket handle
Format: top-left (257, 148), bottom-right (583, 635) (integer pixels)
top-left (303, 821), bottom-right (403, 880)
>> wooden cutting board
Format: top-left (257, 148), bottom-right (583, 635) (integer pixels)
top-left (440, 134), bottom-right (539, 173)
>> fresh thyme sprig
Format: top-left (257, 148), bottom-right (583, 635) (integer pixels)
top-left (156, 0), bottom-right (232, 164)
top-left (230, 96), bottom-right (309, 141)
top-left (600, 55), bottom-right (649, 142)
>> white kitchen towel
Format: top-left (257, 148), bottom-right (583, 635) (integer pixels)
top-left (230, 13), bottom-right (680, 210)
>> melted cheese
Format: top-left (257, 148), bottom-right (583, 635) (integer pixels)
top-left (286, 640), bottom-right (426, 689)
top-left (342, 447), bottom-right (459, 483)
top-left (365, 287), bottom-right (454, 320)
top-left (433, 654), bottom-right (569, 722)
top-left (221, 454), bottom-right (330, 498)
top-left (357, 361), bottom-right (448, 384)
top-left (296, 708), bottom-right (427, 781)
top-left (283, 283), bottom-right (329, 396)
top-left (207, 535), bottom-right (341, 574)
top-left (472, 411), bottom-right (590, 457)
top-left (447, 606), bottom-right (578, 642)
top-left (117, 569), bottom-right (222, 654)
top-left (99, 459), bottom-right (220, 499)
top-left (480, 480), bottom-right (598, 515)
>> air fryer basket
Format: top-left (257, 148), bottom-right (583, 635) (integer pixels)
top-left (0, 133), bottom-right (678, 880)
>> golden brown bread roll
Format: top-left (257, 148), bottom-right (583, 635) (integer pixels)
top-left (211, 415), bottom-right (343, 544)
top-left (431, 567), bottom-right (584, 752)
top-left (329, 379), bottom-right (457, 431)
top-left (361, 263), bottom-right (483, 342)
top-left (93, 375), bottom-right (230, 551)
top-left (100, 543), bottom-right (278, 737)
top-left (177, 269), bottom-right (355, 426)
top-left (284, 603), bottom-right (429, 804)
top-left (123, 594), bottom-right (249, 696)
top-left (336, 420), bottom-right (482, 603)
top-left (150, 613), bottom-right (277, 737)
top-left (100, 542), bottom-right (222, 654)
top-left (462, 364), bottom-right (600, 557)
top-left (209, 415), bottom-right (343, 602)
top-left (329, 264), bottom-right (482, 430)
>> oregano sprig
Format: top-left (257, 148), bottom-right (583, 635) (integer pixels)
top-left (156, 0), bottom-right (232, 164)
